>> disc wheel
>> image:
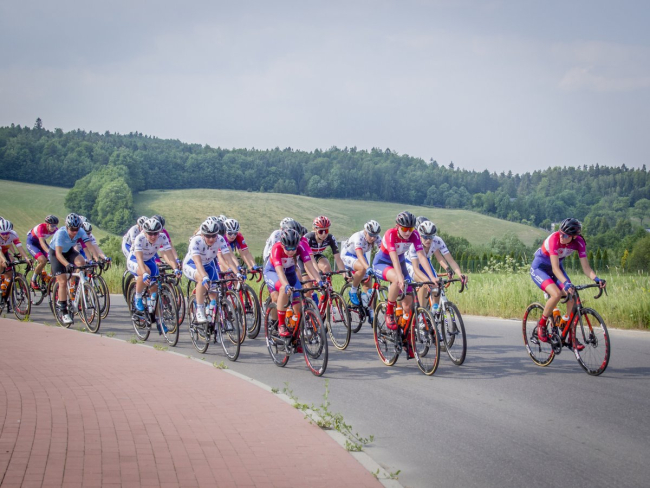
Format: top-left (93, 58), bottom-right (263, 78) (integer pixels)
top-left (241, 283), bottom-right (261, 339)
top-left (440, 302), bottom-right (467, 366)
top-left (264, 301), bottom-right (289, 367)
top-left (11, 276), bottom-right (31, 320)
top-left (92, 276), bottom-right (110, 319)
top-left (412, 307), bottom-right (440, 375)
top-left (326, 292), bottom-right (351, 350)
top-left (573, 308), bottom-right (610, 376)
top-left (127, 281), bottom-right (150, 341)
top-left (188, 298), bottom-right (210, 354)
top-left (159, 283), bottom-right (180, 347)
top-left (217, 296), bottom-right (241, 361)
top-left (373, 301), bottom-right (399, 366)
top-left (522, 302), bottom-right (554, 367)
top-left (302, 306), bottom-right (328, 376)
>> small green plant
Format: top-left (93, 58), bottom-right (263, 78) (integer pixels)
top-left (213, 361), bottom-right (228, 369)
top-left (372, 469), bottom-right (401, 480)
top-left (129, 336), bottom-right (140, 344)
top-left (106, 331), bottom-right (115, 337)
top-left (153, 345), bottom-right (168, 351)
top-left (19, 315), bottom-right (31, 322)
top-left (76, 326), bottom-right (87, 333)
top-left (271, 387), bottom-right (279, 394)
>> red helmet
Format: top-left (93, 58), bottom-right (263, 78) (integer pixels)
top-left (313, 215), bottom-right (331, 229)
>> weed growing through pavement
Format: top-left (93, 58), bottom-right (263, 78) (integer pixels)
top-left (282, 380), bottom-right (374, 452)
top-left (153, 345), bottom-right (168, 351)
top-left (213, 361), bottom-right (228, 369)
top-left (372, 469), bottom-right (401, 480)
top-left (76, 326), bottom-right (87, 333)
top-left (129, 336), bottom-right (142, 344)
top-left (105, 332), bottom-right (115, 337)
top-left (271, 387), bottom-right (279, 394)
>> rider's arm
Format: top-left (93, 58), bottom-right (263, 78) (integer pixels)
top-left (416, 250), bottom-right (438, 283)
top-left (38, 236), bottom-right (49, 252)
top-left (579, 256), bottom-right (597, 281)
top-left (193, 256), bottom-right (208, 281)
top-left (160, 249), bottom-right (178, 269)
top-left (355, 247), bottom-right (369, 268)
top-left (274, 264), bottom-right (290, 290)
top-left (135, 250), bottom-right (148, 276)
top-left (216, 253), bottom-right (231, 272)
top-left (333, 252), bottom-right (345, 272)
top-left (389, 250), bottom-right (404, 282)
top-left (441, 251), bottom-right (462, 277)
top-left (238, 247), bottom-right (257, 268)
top-left (550, 255), bottom-right (568, 285)
top-left (304, 259), bottom-right (321, 282)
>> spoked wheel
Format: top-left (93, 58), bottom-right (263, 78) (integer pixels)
top-left (93, 276), bottom-right (110, 319)
top-left (259, 281), bottom-right (270, 316)
top-left (173, 282), bottom-right (186, 327)
top-left (159, 283), bottom-right (179, 347)
top-left (11, 276), bottom-right (31, 320)
top-left (122, 270), bottom-right (134, 300)
top-left (49, 282), bottom-right (73, 328)
top-left (440, 302), bottom-right (467, 366)
top-left (373, 302), bottom-right (399, 366)
top-left (127, 282), bottom-right (150, 341)
top-left (340, 282), bottom-right (366, 333)
top-left (412, 307), bottom-right (440, 375)
top-left (30, 273), bottom-right (48, 306)
top-left (224, 290), bottom-right (246, 345)
top-left (326, 292), bottom-right (351, 350)
top-left (573, 308), bottom-right (610, 376)
top-left (188, 298), bottom-right (210, 354)
top-left (217, 297), bottom-right (241, 361)
top-left (264, 302), bottom-right (289, 367)
top-left (78, 281), bottom-right (101, 333)
top-left (301, 306), bottom-right (328, 376)
top-left (522, 302), bottom-right (555, 367)
top-left (241, 283), bottom-right (261, 339)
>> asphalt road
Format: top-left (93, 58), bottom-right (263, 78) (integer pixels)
top-left (20, 294), bottom-right (650, 488)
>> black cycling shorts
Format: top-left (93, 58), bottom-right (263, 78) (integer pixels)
top-left (49, 248), bottom-right (80, 276)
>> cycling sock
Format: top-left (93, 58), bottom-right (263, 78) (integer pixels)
top-left (539, 315), bottom-right (548, 326)
top-left (387, 300), bottom-right (396, 315)
top-left (135, 292), bottom-right (143, 300)
top-left (197, 303), bottom-right (205, 311)
top-left (351, 286), bottom-right (358, 294)
top-left (278, 309), bottom-right (286, 327)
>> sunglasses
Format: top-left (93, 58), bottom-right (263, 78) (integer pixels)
top-left (284, 246), bottom-right (297, 252)
top-left (560, 232), bottom-right (572, 239)
top-left (204, 233), bottom-right (217, 239)
top-left (227, 232), bottom-right (238, 237)
top-left (400, 226), bottom-right (414, 233)
top-left (422, 235), bottom-right (434, 241)
top-left (1, 232), bottom-right (10, 237)
top-left (368, 233), bottom-right (379, 239)
top-left (317, 229), bottom-right (329, 235)
top-left (146, 231), bottom-right (160, 237)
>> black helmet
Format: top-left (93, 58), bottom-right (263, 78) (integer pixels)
top-left (65, 213), bottom-right (82, 229)
top-left (280, 229), bottom-right (301, 249)
top-left (415, 216), bottom-right (429, 227)
top-left (152, 214), bottom-right (166, 228)
top-left (45, 215), bottom-right (59, 225)
top-left (142, 217), bottom-right (163, 233)
top-left (559, 218), bottom-right (582, 236)
top-left (396, 211), bottom-right (416, 228)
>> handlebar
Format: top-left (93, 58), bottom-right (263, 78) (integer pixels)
top-left (561, 283), bottom-right (607, 302)
top-left (247, 268), bottom-right (264, 283)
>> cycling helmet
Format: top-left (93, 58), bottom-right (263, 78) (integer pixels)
top-left (280, 229), bottom-right (301, 249)
top-left (280, 217), bottom-right (295, 230)
top-left (415, 216), bottom-right (430, 227)
top-left (418, 220), bottom-right (437, 238)
top-left (216, 214), bottom-right (227, 223)
top-left (364, 220), bottom-right (381, 236)
top-left (200, 219), bottom-right (219, 236)
top-left (313, 215), bottom-right (331, 229)
top-left (207, 215), bottom-right (219, 223)
top-left (214, 220), bottom-right (226, 236)
top-left (65, 213), bottom-right (82, 229)
top-left (45, 215), bottom-right (59, 225)
top-left (0, 219), bottom-right (12, 233)
top-left (396, 211), bottom-right (416, 228)
top-left (298, 224), bottom-right (309, 237)
top-left (559, 218), bottom-right (582, 236)
top-left (82, 221), bottom-right (92, 233)
top-left (224, 218), bottom-right (240, 234)
top-left (78, 215), bottom-right (88, 223)
top-left (137, 215), bottom-right (148, 227)
top-left (142, 217), bottom-right (163, 233)
top-left (152, 215), bottom-right (166, 228)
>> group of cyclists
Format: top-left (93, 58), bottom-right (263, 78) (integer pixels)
top-left (0, 208), bottom-right (606, 364)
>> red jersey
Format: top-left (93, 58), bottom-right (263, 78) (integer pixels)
top-left (268, 241), bottom-right (312, 270)
top-left (228, 232), bottom-right (249, 252)
top-left (380, 227), bottom-right (423, 257)
top-left (28, 223), bottom-right (57, 239)
top-left (538, 232), bottom-right (587, 261)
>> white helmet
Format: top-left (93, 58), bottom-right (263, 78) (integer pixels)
top-left (200, 219), bottom-right (220, 235)
top-left (418, 220), bottom-right (437, 238)
top-left (216, 214), bottom-right (227, 223)
top-left (82, 221), bottom-right (92, 233)
top-left (142, 217), bottom-right (163, 233)
top-left (0, 219), bottom-right (12, 233)
top-left (224, 218), bottom-right (240, 234)
top-left (364, 220), bottom-right (381, 236)
top-left (280, 217), bottom-right (295, 230)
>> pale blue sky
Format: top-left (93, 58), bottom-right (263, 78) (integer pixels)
top-left (1, 0), bottom-right (648, 173)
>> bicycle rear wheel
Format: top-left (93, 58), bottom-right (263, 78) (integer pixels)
top-left (302, 307), bottom-right (328, 376)
top-left (93, 276), bottom-right (110, 319)
top-left (188, 298), bottom-right (210, 353)
top-left (241, 283), bottom-right (261, 339)
top-left (340, 282), bottom-right (365, 333)
top-left (412, 307), bottom-right (440, 375)
top-left (224, 290), bottom-right (246, 345)
top-left (326, 292), bottom-right (351, 350)
top-left (159, 283), bottom-right (179, 347)
top-left (11, 276), bottom-right (31, 320)
top-left (173, 281), bottom-right (186, 327)
top-left (79, 281), bottom-right (101, 333)
top-left (373, 302), bottom-right (399, 366)
top-left (441, 302), bottom-right (467, 366)
top-left (264, 302), bottom-right (289, 367)
top-left (49, 282), bottom-right (72, 328)
top-left (127, 282), bottom-right (150, 341)
top-left (522, 302), bottom-right (554, 367)
top-left (573, 308), bottom-right (610, 376)
top-left (218, 298), bottom-right (241, 361)
top-left (30, 274), bottom-right (48, 306)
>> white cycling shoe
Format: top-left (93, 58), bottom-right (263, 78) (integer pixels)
top-left (195, 308), bottom-right (208, 324)
top-left (61, 313), bottom-right (73, 325)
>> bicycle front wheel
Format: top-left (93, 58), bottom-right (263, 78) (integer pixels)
top-left (301, 306), bottom-right (328, 376)
top-left (522, 302), bottom-right (554, 367)
top-left (218, 298), bottom-right (241, 361)
top-left (11, 276), bottom-right (31, 320)
top-left (174, 282), bottom-right (186, 327)
top-left (159, 283), bottom-right (179, 347)
top-left (127, 282), bottom-right (150, 341)
top-left (412, 307), bottom-right (440, 375)
top-left (264, 301), bottom-right (289, 367)
top-left (49, 282), bottom-right (72, 328)
top-left (340, 282), bottom-right (365, 333)
top-left (188, 298), bottom-right (209, 353)
top-left (574, 308), bottom-right (610, 376)
top-left (93, 276), bottom-right (110, 319)
top-left (79, 281), bottom-right (101, 333)
top-left (373, 302), bottom-right (399, 366)
top-left (241, 283), bottom-right (261, 339)
top-left (30, 274), bottom-right (47, 306)
top-left (441, 302), bottom-right (467, 366)
top-left (224, 290), bottom-right (246, 345)
top-left (326, 292), bottom-right (351, 350)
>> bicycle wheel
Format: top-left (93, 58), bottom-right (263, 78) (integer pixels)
top-left (412, 307), bottom-right (440, 375)
top-left (122, 270), bottom-right (133, 300)
top-left (264, 302), bottom-right (289, 367)
top-left (93, 276), bottom-right (110, 319)
top-left (224, 290), bottom-right (246, 345)
top-left (573, 308), bottom-right (610, 376)
top-left (30, 273), bottom-right (47, 306)
top-left (259, 281), bottom-right (270, 314)
top-left (158, 283), bottom-right (180, 347)
top-left (78, 281), bottom-right (101, 333)
top-left (49, 282), bottom-right (73, 328)
top-left (302, 306), bottom-right (328, 376)
top-left (241, 283), bottom-right (261, 339)
top-left (11, 276), bottom-right (31, 320)
top-left (522, 302), bottom-right (555, 367)
top-left (173, 282), bottom-right (186, 327)
top-left (127, 282), bottom-right (150, 341)
top-left (218, 297), bottom-right (241, 361)
top-left (440, 302), bottom-right (467, 366)
top-left (340, 282), bottom-right (365, 333)
top-left (326, 292), bottom-right (351, 350)
top-left (188, 298), bottom-right (210, 353)
top-left (372, 301), bottom-right (399, 366)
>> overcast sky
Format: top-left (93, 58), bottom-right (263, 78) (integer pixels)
top-left (1, 0), bottom-right (649, 173)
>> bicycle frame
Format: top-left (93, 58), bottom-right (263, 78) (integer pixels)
top-left (551, 284), bottom-right (606, 353)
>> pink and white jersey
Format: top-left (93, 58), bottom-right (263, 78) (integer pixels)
top-left (227, 232), bottom-right (249, 251)
top-left (537, 232), bottom-right (587, 261)
top-left (0, 230), bottom-right (21, 252)
top-left (379, 228), bottom-right (423, 257)
top-left (28, 223), bottom-right (57, 240)
top-left (268, 241), bottom-right (312, 270)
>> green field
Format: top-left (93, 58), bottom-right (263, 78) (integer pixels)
top-left (134, 188), bottom-right (547, 255)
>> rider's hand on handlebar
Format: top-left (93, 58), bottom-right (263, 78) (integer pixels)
top-left (285, 284), bottom-right (292, 295)
top-left (594, 276), bottom-right (606, 289)
top-left (446, 267), bottom-right (454, 278)
top-left (461, 274), bottom-right (468, 286)
top-left (65, 263), bottom-right (74, 274)
top-left (174, 268), bottom-right (182, 278)
top-left (143, 272), bottom-right (151, 284)
top-left (202, 276), bottom-right (210, 288)
top-left (562, 281), bottom-right (574, 292)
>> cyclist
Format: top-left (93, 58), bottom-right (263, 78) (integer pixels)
top-left (127, 217), bottom-right (182, 314)
top-left (183, 219), bottom-right (234, 324)
top-left (406, 220), bottom-right (466, 312)
top-left (152, 215), bottom-right (182, 269)
top-left (530, 218), bottom-right (605, 349)
top-left (262, 217), bottom-right (296, 263)
top-left (48, 214), bottom-right (93, 324)
top-left (372, 211), bottom-right (438, 331)
top-left (26, 215), bottom-right (59, 290)
top-left (75, 221), bottom-right (110, 263)
top-left (305, 216), bottom-right (345, 274)
top-left (341, 220), bottom-right (381, 306)
top-left (1, 219), bottom-right (33, 295)
top-left (223, 218), bottom-right (259, 270)
top-left (122, 216), bottom-right (147, 259)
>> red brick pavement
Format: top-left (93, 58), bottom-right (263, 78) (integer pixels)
top-left (0, 319), bottom-right (381, 488)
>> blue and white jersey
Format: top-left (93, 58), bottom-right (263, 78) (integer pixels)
top-left (49, 227), bottom-right (91, 253)
top-left (342, 231), bottom-right (376, 256)
top-left (122, 224), bottom-right (141, 247)
top-left (406, 236), bottom-right (449, 263)
top-left (183, 234), bottom-right (229, 267)
top-left (263, 229), bottom-right (282, 262)
top-left (130, 232), bottom-right (172, 261)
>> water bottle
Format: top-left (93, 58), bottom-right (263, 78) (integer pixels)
top-left (361, 291), bottom-right (370, 309)
top-left (148, 292), bottom-right (157, 314)
top-left (207, 300), bottom-right (216, 318)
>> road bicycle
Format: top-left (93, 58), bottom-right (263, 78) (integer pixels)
top-left (28, 261), bottom-right (53, 306)
top-left (159, 263), bottom-right (186, 327)
top-left (49, 264), bottom-right (101, 332)
top-left (0, 254), bottom-right (32, 320)
top-left (429, 274), bottom-right (467, 366)
top-left (315, 270), bottom-right (352, 350)
top-left (187, 275), bottom-right (242, 360)
top-left (126, 275), bottom-right (180, 346)
top-left (523, 283), bottom-right (610, 376)
top-left (87, 259), bottom-right (111, 319)
top-left (340, 271), bottom-right (388, 333)
top-left (373, 281), bottom-right (440, 375)
top-left (240, 268), bottom-right (263, 339)
top-left (264, 284), bottom-right (328, 376)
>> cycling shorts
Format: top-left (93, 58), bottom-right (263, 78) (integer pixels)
top-left (26, 235), bottom-right (47, 260)
top-left (264, 268), bottom-right (301, 299)
top-left (405, 258), bottom-right (437, 280)
top-left (529, 255), bottom-right (569, 292)
top-left (183, 260), bottom-right (219, 282)
top-left (127, 255), bottom-right (159, 278)
top-left (342, 252), bottom-right (361, 270)
top-left (121, 241), bottom-right (131, 259)
top-left (313, 254), bottom-right (328, 264)
top-left (49, 248), bottom-right (80, 277)
top-left (372, 251), bottom-right (409, 281)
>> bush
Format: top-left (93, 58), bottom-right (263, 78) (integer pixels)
top-left (628, 234), bottom-right (650, 272)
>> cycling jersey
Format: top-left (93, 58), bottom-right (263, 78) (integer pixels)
top-left (74, 233), bottom-right (98, 253)
top-left (122, 225), bottom-right (140, 247)
top-left (406, 236), bottom-right (449, 262)
top-left (227, 232), bottom-right (249, 252)
top-left (379, 228), bottom-right (423, 258)
top-left (304, 232), bottom-right (340, 256)
top-left (535, 232), bottom-right (587, 262)
top-left (265, 241), bottom-right (311, 272)
top-left (342, 231), bottom-right (377, 256)
top-left (263, 230), bottom-right (282, 261)
top-left (183, 234), bottom-right (229, 267)
top-left (0, 230), bottom-right (22, 253)
top-left (130, 232), bottom-right (172, 261)
top-left (49, 228), bottom-right (90, 253)
top-left (28, 223), bottom-right (58, 240)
